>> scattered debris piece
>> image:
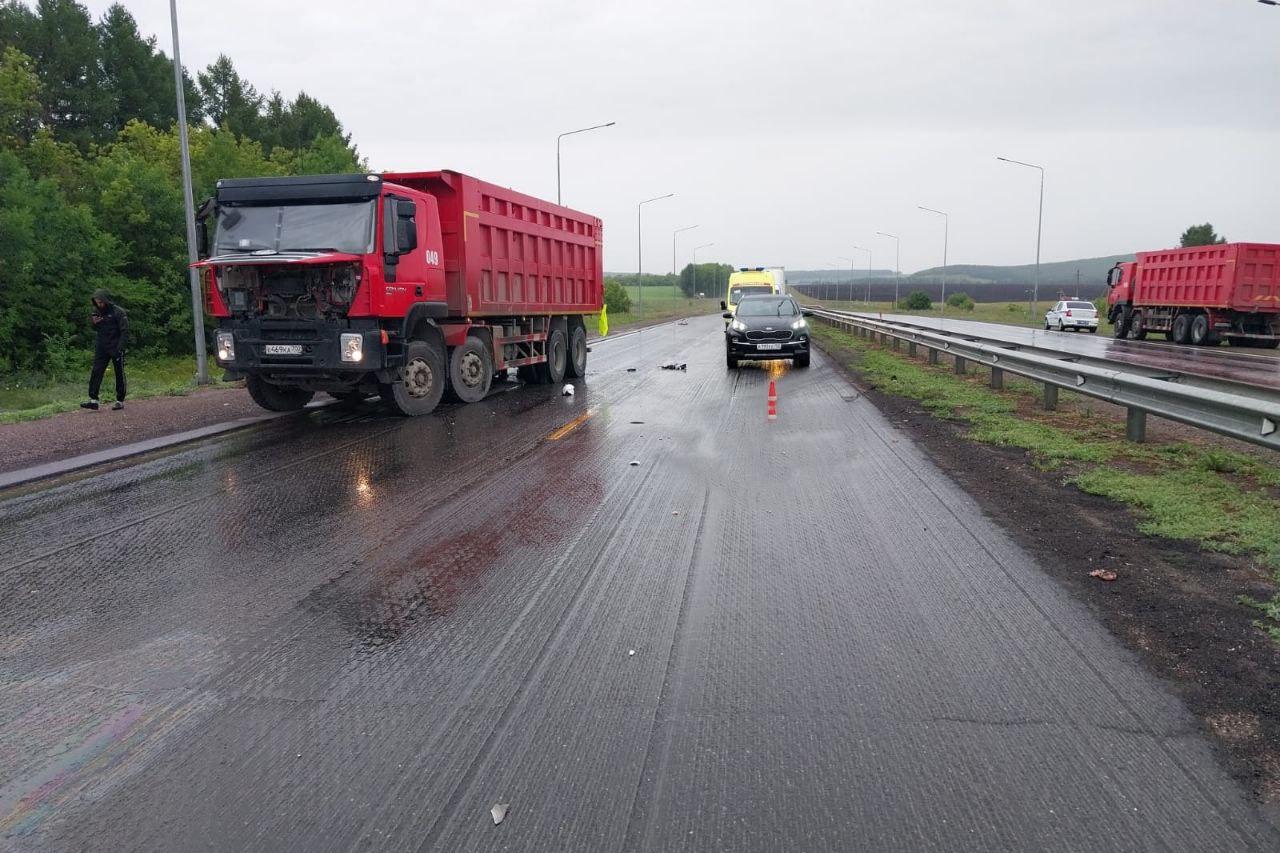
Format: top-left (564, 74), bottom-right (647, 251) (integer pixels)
top-left (491, 804), bottom-right (510, 825)
top-left (562, 384), bottom-right (575, 396)
top-left (672, 511), bottom-right (679, 516)
top-left (677, 319), bottom-right (689, 326)
top-left (1089, 569), bottom-right (1118, 582)
top-left (660, 362), bottom-right (687, 371)
top-left (626, 367), bottom-right (637, 372)
top-left (630, 420), bottom-right (645, 425)
top-left (628, 649), bottom-right (636, 656)
top-left (628, 460), bottom-right (640, 467)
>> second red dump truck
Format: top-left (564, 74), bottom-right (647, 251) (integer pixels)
top-left (1106, 242), bottom-right (1280, 348)
top-left (196, 171), bottom-right (603, 415)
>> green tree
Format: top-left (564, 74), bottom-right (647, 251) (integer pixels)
top-left (946, 291), bottom-right (975, 311)
top-left (1179, 223), bottom-right (1225, 248)
top-left (900, 291), bottom-right (932, 311)
top-left (604, 280), bottom-right (632, 314)
top-left (0, 46), bottom-right (41, 145)
top-left (198, 54), bottom-right (262, 138)
top-left (26, 0), bottom-right (110, 149)
top-left (97, 4), bottom-right (179, 133)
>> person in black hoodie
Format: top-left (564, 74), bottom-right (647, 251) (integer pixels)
top-left (81, 289), bottom-right (129, 411)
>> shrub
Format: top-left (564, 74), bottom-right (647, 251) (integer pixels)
top-left (604, 279), bottom-right (632, 314)
top-left (946, 292), bottom-right (975, 311)
top-left (898, 291), bottom-right (933, 311)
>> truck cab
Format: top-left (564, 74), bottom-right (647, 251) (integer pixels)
top-left (721, 268), bottom-right (779, 316)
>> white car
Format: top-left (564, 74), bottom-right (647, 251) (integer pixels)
top-left (1045, 300), bottom-right (1098, 333)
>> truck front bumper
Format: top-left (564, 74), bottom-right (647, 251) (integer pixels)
top-left (216, 320), bottom-right (390, 383)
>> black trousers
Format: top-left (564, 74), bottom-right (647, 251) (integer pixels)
top-left (89, 350), bottom-right (126, 402)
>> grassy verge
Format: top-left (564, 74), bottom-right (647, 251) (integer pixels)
top-left (0, 355), bottom-right (229, 424)
top-left (798, 296), bottom-right (1116, 336)
top-left (812, 321), bottom-right (1280, 641)
top-left (589, 285), bottom-right (719, 334)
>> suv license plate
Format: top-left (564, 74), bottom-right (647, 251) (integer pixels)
top-left (264, 344), bottom-right (303, 355)
top-left (756, 343), bottom-right (783, 351)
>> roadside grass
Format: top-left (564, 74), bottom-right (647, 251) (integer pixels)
top-left (800, 296), bottom-right (1116, 336)
top-left (811, 321), bottom-right (1280, 641)
top-left (0, 355), bottom-right (224, 424)
top-left (589, 285), bottom-right (719, 333)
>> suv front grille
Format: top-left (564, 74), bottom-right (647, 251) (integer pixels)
top-left (746, 330), bottom-right (792, 341)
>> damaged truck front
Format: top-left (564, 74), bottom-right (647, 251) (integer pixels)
top-left (197, 171), bottom-right (604, 416)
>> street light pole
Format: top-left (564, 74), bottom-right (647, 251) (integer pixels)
top-left (876, 232), bottom-right (900, 307)
top-left (673, 225), bottom-right (699, 282)
top-left (997, 156), bottom-right (1044, 318)
top-left (169, 0), bottom-right (207, 384)
top-left (692, 242), bottom-right (714, 297)
top-left (852, 245), bottom-right (872, 306)
top-left (556, 121), bottom-right (615, 205)
top-left (836, 256), bottom-right (855, 306)
top-left (637, 193), bottom-right (674, 322)
top-left (918, 206), bottom-right (949, 313)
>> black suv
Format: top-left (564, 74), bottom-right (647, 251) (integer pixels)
top-left (724, 295), bottom-right (812, 369)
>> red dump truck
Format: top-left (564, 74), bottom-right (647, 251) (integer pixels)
top-left (195, 171), bottom-right (603, 415)
top-left (1106, 242), bottom-right (1280, 348)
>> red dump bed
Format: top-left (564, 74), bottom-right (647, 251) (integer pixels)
top-left (383, 170), bottom-right (603, 317)
top-left (1133, 243), bottom-right (1280, 313)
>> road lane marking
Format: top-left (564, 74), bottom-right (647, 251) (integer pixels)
top-left (547, 409), bottom-right (594, 441)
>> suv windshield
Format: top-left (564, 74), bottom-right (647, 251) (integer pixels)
top-left (737, 297), bottom-right (798, 317)
top-left (214, 201), bottom-right (376, 255)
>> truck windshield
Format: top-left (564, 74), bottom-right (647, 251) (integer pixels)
top-left (729, 285), bottom-right (773, 305)
top-left (214, 201), bottom-right (376, 255)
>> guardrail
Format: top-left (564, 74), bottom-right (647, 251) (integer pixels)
top-left (812, 308), bottom-right (1280, 451)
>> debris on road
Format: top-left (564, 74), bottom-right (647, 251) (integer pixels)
top-left (628, 649), bottom-right (636, 656)
top-left (491, 803), bottom-right (510, 825)
top-left (626, 367), bottom-right (637, 372)
top-left (562, 384), bottom-right (575, 396)
top-left (661, 363), bottom-right (687, 371)
top-left (1089, 569), bottom-right (1119, 582)
top-left (630, 420), bottom-right (645, 425)
top-left (677, 319), bottom-right (689, 326)
top-left (629, 460), bottom-right (640, 467)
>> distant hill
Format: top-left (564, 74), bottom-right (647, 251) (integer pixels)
top-left (790, 254), bottom-right (1135, 303)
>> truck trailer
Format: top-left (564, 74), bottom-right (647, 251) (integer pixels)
top-left (196, 171), bottom-right (604, 415)
top-left (1106, 243), bottom-right (1280, 348)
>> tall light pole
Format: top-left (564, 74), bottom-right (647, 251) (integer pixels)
top-left (673, 224), bottom-right (699, 281)
top-left (852, 245), bottom-right (872, 305)
top-left (876, 231), bottom-right (900, 307)
top-left (918, 206), bottom-right (949, 313)
top-left (997, 156), bottom-right (1045, 319)
top-left (637, 193), bottom-right (674, 321)
top-left (836, 256), bottom-right (856, 305)
top-left (169, 0), bottom-right (207, 384)
top-left (556, 121), bottom-right (615, 205)
top-left (692, 242), bottom-right (714, 297)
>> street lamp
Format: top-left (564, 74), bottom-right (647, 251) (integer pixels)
top-left (997, 156), bottom-right (1045, 318)
top-left (673, 225), bottom-right (699, 279)
top-left (556, 121), bottom-right (615, 204)
top-left (692, 242), bottom-right (714, 297)
top-left (852, 246), bottom-right (872, 305)
top-left (836, 256), bottom-right (856, 306)
top-left (637, 193), bottom-right (675, 322)
top-left (876, 232), bottom-right (900, 307)
top-left (917, 206), bottom-right (949, 313)
top-left (168, 0), bottom-right (207, 384)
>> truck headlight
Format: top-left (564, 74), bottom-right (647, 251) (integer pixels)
top-left (340, 332), bottom-right (364, 363)
top-left (216, 331), bottom-right (235, 362)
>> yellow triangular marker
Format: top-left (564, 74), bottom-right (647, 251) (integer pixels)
top-left (598, 304), bottom-right (609, 337)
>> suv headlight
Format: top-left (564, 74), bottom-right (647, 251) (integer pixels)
top-left (215, 331), bottom-right (235, 362)
top-left (340, 332), bottom-right (364, 363)
top-left (790, 318), bottom-right (807, 330)
top-left (729, 319), bottom-right (747, 332)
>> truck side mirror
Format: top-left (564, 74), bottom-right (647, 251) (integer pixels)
top-left (722, 312), bottom-right (734, 320)
top-left (720, 300), bottom-right (727, 311)
top-left (196, 220), bottom-right (209, 259)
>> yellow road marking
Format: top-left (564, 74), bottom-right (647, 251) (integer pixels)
top-left (547, 410), bottom-right (594, 441)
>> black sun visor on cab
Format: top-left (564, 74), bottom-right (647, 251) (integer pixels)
top-left (215, 173), bottom-right (385, 205)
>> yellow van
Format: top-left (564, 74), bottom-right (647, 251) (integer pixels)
top-left (723, 268), bottom-right (779, 312)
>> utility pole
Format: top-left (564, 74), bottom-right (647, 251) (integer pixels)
top-left (876, 232), bottom-right (900, 307)
top-left (997, 156), bottom-right (1045, 319)
top-left (918, 206), bottom-right (949, 313)
top-left (556, 121), bottom-right (615, 205)
top-left (169, 0), bottom-right (208, 383)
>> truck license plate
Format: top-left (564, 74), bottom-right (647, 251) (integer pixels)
top-left (264, 344), bottom-right (303, 355)
top-left (756, 343), bottom-right (783, 351)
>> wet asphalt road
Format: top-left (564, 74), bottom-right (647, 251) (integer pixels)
top-left (848, 311), bottom-right (1280, 392)
top-left (2, 315), bottom-right (1277, 852)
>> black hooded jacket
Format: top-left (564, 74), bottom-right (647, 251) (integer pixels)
top-left (91, 289), bottom-right (128, 355)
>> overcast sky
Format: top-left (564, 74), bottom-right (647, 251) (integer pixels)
top-left (88, 0), bottom-right (1280, 275)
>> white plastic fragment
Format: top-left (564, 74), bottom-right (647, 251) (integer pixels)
top-left (628, 649), bottom-right (636, 656)
top-left (491, 803), bottom-right (509, 825)
top-left (562, 384), bottom-right (575, 396)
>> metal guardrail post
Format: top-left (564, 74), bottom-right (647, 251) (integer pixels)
top-left (1043, 384), bottom-right (1058, 411)
top-left (954, 355), bottom-right (967, 375)
top-left (908, 341), bottom-right (917, 357)
top-left (892, 337), bottom-right (900, 351)
top-left (1126, 408), bottom-right (1147, 443)
top-left (990, 367), bottom-right (1004, 390)
top-left (928, 348), bottom-right (939, 365)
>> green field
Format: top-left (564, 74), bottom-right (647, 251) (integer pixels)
top-left (0, 356), bottom-right (224, 424)
top-left (592, 285), bottom-right (719, 334)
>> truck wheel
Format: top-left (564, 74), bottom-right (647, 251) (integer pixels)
top-left (1189, 314), bottom-right (1211, 346)
top-left (1112, 308), bottom-right (1131, 339)
top-left (1171, 313), bottom-right (1192, 345)
top-left (246, 374), bottom-right (314, 412)
top-left (537, 326), bottom-right (568, 384)
top-left (1126, 311), bottom-right (1147, 341)
top-left (566, 324), bottom-right (588, 378)
top-left (383, 339), bottom-right (445, 416)
top-left (448, 336), bottom-right (493, 403)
